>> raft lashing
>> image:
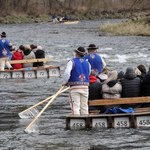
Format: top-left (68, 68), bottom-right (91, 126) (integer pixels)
top-left (66, 97), bottom-right (150, 130)
top-left (0, 66), bottom-right (60, 79)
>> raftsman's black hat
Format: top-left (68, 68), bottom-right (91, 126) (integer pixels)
top-left (87, 44), bottom-right (98, 50)
top-left (74, 47), bottom-right (86, 56)
top-left (1, 32), bottom-right (6, 37)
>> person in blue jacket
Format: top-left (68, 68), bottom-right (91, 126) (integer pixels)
top-left (84, 44), bottom-right (106, 76)
top-left (63, 47), bottom-right (91, 115)
top-left (0, 32), bottom-right (12, 70)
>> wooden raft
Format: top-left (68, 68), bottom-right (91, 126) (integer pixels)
top-left (0, 65), bottom-right (60, 79)
top-left (66, 97), bottom-right (150, 130)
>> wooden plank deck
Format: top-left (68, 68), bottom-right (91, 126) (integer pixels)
top-left (66, 97), bottom-right (150, 130)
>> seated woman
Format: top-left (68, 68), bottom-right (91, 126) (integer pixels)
top-left (22, 45), bottom-right (36, 68)
top-left (102, 70), bottom-right (122, 99)
top-left (102, 70), bottom-right (122, 112)
top-left (11, 45), bottom-right (23, 69)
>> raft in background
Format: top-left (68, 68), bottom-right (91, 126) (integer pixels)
top-left (66, 97), bottom-right (150, 130)
top-left (0, 58), bottom-right (61, 79)
top-left (63, 20), bottom-right (79, 25)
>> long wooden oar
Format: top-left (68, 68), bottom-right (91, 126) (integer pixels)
top-left (25, 86), bottom-right (65, 133)
top-left (19, 86), bottom-right (70, 119)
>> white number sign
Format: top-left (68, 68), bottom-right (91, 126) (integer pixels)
top-left (37, 70), bottom-right (47, 78)
top-left (24, 71), bottom-right (36, 78)
top-left (70, 119), bottom-right (85, 129)
top-left (49, 68), bottom-right (60, 77)
top-left (114, 117), bottom-right (130, 128)
top-left (136, 116), bottom-right (150, 127)
top-left (0, 72), bottom-right (11, 79)
top-left (92, 118), bottom-right (108, 128)
top-left (12, 71), bottom-right (23, 78)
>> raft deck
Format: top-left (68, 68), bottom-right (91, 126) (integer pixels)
top-left (66, 97), bottom-right (150, 130)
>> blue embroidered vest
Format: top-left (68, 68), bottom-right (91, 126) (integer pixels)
top-left (84, 53), bottom-right (102, 74)
top-left (68, 58), bottom-right (90, 86)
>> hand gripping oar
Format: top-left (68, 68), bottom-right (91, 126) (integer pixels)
top-left (24, 86), bottom-right (66, 133)
top-left (19, 86), bottom-right (70, 119)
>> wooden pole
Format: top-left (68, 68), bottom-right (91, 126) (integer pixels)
top-left (25, 86), bottom-right (65, 133)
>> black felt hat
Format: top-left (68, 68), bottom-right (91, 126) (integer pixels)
top-left (74, 47), bottom-right (86, 55)
top-left (1, 32), bottom-right (6, 37)
top-left (87, 44), bottom-right (98, 50)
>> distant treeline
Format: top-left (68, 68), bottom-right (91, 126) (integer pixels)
top-left (0, 0), bottom-right (150, 17)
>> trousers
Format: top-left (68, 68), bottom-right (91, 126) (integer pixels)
top-left (69, 85), bottom-right (89, 115)
top-left (0, 57), bottom-right (12, 71)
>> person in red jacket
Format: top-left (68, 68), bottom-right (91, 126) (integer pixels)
top-left (11, 46), bottom-right (23, 69)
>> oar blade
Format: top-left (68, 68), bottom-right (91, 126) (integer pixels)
top-left (24, 123), bottom-right (39, 134)
top-left (19, 108), bottom-right (39, 119)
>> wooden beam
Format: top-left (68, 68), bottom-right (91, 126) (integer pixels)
top-left (9, 58), bottom-right (53, 64)
top-left (89, 97), bottom-right (150, 106)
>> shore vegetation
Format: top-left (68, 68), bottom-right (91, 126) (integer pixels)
top-left (100, 16), bottom-right (150, 36)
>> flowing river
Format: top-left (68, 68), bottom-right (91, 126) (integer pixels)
top-left (0, 20), bottom-right (150, 150)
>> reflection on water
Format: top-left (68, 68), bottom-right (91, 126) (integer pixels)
top-left (0, 20), bottom-right (150, 149)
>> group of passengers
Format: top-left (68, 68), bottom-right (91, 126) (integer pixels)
top-left (88, 49), bottom-right (150, 113)
top-left (63, 44), bottom-right (150, 115)
top-left (0, 32), bottom-right (45, 70)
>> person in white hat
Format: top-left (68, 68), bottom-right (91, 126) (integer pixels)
top-left (63, 47), bottom-right (91, 115)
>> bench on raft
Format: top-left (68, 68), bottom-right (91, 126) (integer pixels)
top-left (9, 58), bottom-right (52, 64)
top-left (0, 58), bottom-right (61, 79)
top-left (66, 97), bottom-right (150, 130)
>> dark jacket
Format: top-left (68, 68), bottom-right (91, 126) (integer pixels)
top-left (88, 75), bottom-right (103, 111)
top-left (33, 50), bottom-right (45, 67)
top-left (121, 67), bottom-right (141, 98)
top-left (142, 74), bottom-right (150, 96)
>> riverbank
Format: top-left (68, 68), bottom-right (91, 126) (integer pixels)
top-left (0, 10), bottom-right (146, 24)
top-left (100, 13), bottom-right (150, 36)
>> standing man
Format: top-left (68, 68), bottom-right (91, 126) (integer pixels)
top-left (84, 44), bottom-right (106, 75)
top-left (0, 32), bottom-right (12, 70)
top-left (63, 47), bottom-right (91, 115)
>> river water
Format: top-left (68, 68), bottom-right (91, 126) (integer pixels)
top-left (0, 20), bottom-right (150, 150)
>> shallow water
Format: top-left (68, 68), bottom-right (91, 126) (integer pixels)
top-left (0, 20), bottom-right (150, 150)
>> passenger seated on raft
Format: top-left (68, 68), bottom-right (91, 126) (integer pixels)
top-left (137, 64), bottom-right (147, 80)
top-left (120, 67), bottom-right (141, 108)
top-left (22, 45), bottom-right (36, 68)
top-left (33, 45), bottom-right (45, 67)
top-left (11, 45), bottom-right (23, 69)
top-left (88, 70), bottom-right (103, 113)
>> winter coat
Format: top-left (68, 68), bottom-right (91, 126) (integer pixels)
top-left (88, 75), bottom-right (103, 111)
top-left (33, 50), bottom-right (45, 67)
top-left (23, 50), bottom-right (36, 68)
top-left (102, 80), bottom-right (122, 99)
top-left (142, 74), bottom-right (150, 96)
top-left (121, 67), bottom-right (141, 98)
top-left (11, 51), bottom-right (23, 69)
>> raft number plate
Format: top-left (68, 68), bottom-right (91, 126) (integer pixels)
top-left (12, 71), bottom-right (23, 78)
top-left (114, 117), bottom-right (130, 128)
top-left (49, 68), bottom-right (60, 77)
top-left (0, 72), bottom-right (11, 79)
top-left (136, 116), bottom-right (150, 127)
top-left (70, 119), bottom-right (85, 129)
top-left (24, 71), bottom-right (36, 78)
top-left (92, 118), bottom-right (108, 128)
